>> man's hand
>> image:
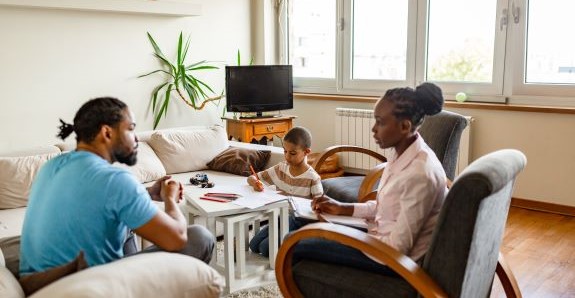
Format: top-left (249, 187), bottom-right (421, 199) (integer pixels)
top-left (161, 180), bottom-right (182, 203)
top-left (147, 176), bottom-right (172, 202)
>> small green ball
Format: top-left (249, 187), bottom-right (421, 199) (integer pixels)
top-left (455, 92), bottom-right (467, 102)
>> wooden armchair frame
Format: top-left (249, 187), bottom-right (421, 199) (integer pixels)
top-left (275, 223), bottom-right (522, 298)
top-left (311, 145), bottom-right (386, 201)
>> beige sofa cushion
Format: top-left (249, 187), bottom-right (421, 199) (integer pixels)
top-left (30, 252), bottom-right (224, 298)
top-left (148, 125), bottom-right (229, 174)
top-left (0, 153), bottom-right (59, 209)
top-left (0, 208), bottom-right (26, 240)
top-left (0, 266), bottom-right (25, 298)
top-left (114, 142), bottom-right (166, 183)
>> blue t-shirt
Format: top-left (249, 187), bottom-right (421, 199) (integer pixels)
top-left (19, 151), bottom-right (158, 275)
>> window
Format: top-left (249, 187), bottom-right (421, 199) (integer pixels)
top-left (282, 0), bottom-right (575, 105)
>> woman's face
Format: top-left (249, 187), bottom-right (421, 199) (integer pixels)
top-left (371, 99), bottom-right (406, 150)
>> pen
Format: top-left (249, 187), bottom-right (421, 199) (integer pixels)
top-left (249, 164), bottom-right (264, 188)
top-left (249, 164), bottom-right (261, 182)
top-left (203, 193), bottom-right (240, 198)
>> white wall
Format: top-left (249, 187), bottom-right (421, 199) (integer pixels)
top-left (290, 98), bottom-right (575, 208)
top-left (0, 0), bottom-right (251, 152)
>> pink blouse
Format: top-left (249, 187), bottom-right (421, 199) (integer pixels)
top-left (353, 133), bottom-right (447, 261)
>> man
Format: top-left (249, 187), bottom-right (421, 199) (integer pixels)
top-left (19, 97), bottom-right (215, 279)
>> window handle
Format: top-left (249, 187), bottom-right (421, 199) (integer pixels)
top-left (338, 17), bottom-right (345, 31)
top-left (500, 8), bottom-right (508, 31)
top-left (512, 2), bottom-right (520, 24)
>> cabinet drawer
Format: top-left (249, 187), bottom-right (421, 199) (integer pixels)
top-left (253, 122), bottom-right (290, 135)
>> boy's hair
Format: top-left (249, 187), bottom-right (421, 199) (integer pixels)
top-left (57, 97), bottom-right (128, 143)
top-left (283, 126), bottom-right (312, 149)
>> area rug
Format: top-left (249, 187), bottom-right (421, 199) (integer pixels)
top-left (226, 284), bottom-right (281, 298)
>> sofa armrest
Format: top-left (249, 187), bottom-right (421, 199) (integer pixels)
top-left (30, 252), bottom-right (224, 298)
top-left (0, 265), bottom-right (25, 298)
top-left (229, 141), bottom-right (284, 169)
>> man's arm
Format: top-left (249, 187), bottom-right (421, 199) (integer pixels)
top-left (135, 180), bottom-right (187, 251)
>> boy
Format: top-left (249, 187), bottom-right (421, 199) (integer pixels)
top-left (247, 126), bottom-right (323, 257)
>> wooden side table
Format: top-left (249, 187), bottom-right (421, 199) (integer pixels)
top-left (222, 115), bottom-right (296, 144)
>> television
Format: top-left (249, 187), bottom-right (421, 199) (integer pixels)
top-left (226, 65), bottom-right (293, 117)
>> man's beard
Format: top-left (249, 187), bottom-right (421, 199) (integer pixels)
top-left (114, 149), bottom-right (138, 166)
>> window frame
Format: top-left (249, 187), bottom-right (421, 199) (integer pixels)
top-left (280, 0), bottom-right (575, 106)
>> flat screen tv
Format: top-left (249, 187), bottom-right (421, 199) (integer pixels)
top-left (226, 65), bottom-right (293, 117)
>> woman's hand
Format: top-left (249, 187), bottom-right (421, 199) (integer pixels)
top-left (312, 195), bottom-right (354, 216)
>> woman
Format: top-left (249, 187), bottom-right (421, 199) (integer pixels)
top-left (293, 83), bottom-right (448, 275)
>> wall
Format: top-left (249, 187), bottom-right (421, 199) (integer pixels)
top-left (0, 0), bottom-right (251, 153)
top-left (290, 98), bottom-right (575, 208)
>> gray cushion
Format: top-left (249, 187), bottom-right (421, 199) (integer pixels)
top-left (293, 260), bottom-right (416, 298)
top-left (419, 110), bottom-right (468, 180)
top-left (322, 177), bottom-right (363, 203)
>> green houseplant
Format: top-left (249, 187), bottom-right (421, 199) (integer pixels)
top-left (140, 32), bottom-right (222, 129)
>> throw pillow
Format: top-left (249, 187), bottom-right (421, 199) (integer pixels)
top-left (19, 251), bottom-right (88, 296)
top-left (114, 142), bottom-right (166, 183)
top-left (148, 125), bottom-right (229, 174)
top-left (0, 153), bottom-right (59, 209)
top-left (206, 147), bottom-right (271, 177)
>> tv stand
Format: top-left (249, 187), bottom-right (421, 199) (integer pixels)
top-left (222, 115), bottom-right (297, 144)
top-left (238, 112), bottom-right (283, 119)
top-left (239, 115), bottom-right (281, 119)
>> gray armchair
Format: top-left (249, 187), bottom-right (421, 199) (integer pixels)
top-left (276, 149), bottom-right (526, 298)
top-left (314, 110), bottom-right (468, 203)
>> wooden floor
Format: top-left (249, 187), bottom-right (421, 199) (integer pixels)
top-left (490, 207), bottom-right (575, 298)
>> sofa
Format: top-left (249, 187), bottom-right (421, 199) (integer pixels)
top-left (0, 125), bottom-right (284, 297)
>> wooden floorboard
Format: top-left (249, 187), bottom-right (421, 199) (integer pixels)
top-left (490, 207), bottom-right (575, 298)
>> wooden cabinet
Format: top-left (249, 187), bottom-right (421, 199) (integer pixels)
top-left (223, 116), bottom-right (296, 144)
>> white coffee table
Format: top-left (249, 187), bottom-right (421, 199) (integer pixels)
top-left (184, 186), bottom-right (290, 294)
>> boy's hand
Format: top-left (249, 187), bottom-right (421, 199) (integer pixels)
top-left (254, 180), bottom-right (264, 191)
top-left (247, 175), bottom-right (264, 192)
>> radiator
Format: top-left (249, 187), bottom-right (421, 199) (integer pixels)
top-left (334, 108), bottom-right (473, 176)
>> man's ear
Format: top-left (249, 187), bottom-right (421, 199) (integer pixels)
top-left (100, 125), bottom-right (113, 141)
top-left (304, 148), bottom-right (312, 155)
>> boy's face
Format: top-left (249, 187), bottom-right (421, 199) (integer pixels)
top-left (283, 141), bottom-right (311, 167)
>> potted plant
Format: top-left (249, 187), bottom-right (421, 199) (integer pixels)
top-left (139, 32), bottom-right (222, 129)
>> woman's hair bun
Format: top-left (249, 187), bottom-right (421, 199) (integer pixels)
top-left (415, 82), bottom-right (444, 116)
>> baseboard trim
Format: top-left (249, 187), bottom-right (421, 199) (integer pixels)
top-left (511, 198), bottom-right (575, 217)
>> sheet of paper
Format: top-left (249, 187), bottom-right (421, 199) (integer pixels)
top-left (289, 196), bottom-right (317, 220)
top-left (290, 196), bottom-right (368, 229)
top-left (321, 214), bottom-right (368, 229)
top-left (211, 185), bottom-right (286, 209)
